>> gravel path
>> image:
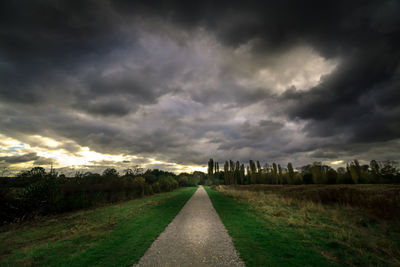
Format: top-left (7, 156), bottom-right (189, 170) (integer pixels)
top-left (134, 186), bottom-right (245, 267)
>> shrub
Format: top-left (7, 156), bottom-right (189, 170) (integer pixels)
top-left (23, 177), bottom-right (62, 214)
top-left (152, 182), bottom-right (161, 193)
top-left (132, 177), bottom-right (146, 197)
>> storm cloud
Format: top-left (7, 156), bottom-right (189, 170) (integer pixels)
top-left (0, 0), bottom-right (399, 172)
top-left (0, 152), bottom-right (52, 165)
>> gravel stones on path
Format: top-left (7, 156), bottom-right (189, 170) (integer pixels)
top-left (134, 186), bottom-right (245, 267)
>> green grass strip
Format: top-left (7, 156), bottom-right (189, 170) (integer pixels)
top-left (205, 186), bottom-right (335, 267)
top-left (1, 187), bottom-right (197, 267)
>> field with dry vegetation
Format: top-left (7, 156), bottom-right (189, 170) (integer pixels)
top-left (226, 184), bottom-right (400, 219)
top-left (210, 185), bottom-right (400, 266)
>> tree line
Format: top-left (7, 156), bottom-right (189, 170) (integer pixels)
top-left (0, 166), bottom-right (204, 225)
top-left (207, 158), bottom-right (400, 185)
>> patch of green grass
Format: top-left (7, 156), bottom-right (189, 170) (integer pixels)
top-left (0, 187), bottom-right (197, 266)
top-left (205, 186), bottom-right (335, 267)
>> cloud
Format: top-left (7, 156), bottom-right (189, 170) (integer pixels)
top-left (0, 0), bottom-right (399, 172)
top-left (0, 153), bottom-right (52, 165)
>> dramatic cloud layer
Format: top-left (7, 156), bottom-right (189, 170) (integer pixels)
top-left (0, 0), bottom-right (399, 174)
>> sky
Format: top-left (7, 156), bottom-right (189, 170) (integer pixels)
top-left (0, 0), bottom-right (399, 175)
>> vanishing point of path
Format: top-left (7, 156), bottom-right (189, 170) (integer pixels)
top-left (134, 186), bottom-right (245, 267)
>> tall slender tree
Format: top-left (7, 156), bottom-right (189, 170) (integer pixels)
top-left (287, 162), bottom-right (294, 184)
top-left (272, 163), bottom-right (278, 184)
top-left (240, 164), bottom-right (245, 184)
top-left (249, 160), bottom-right (257, 184)
top-left (246, 165), bottom-right (250, 184)
top-left (256, 160), bottom-right (262, 173)
top-left (208, 158), bottom-right (214, 176)
top-left (278, 164), bottom-right (283, 184)
top-left (224, 161), bottom-right (229, 185)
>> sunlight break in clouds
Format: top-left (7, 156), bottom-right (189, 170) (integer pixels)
top-left (0, 133), bottom-right (206, 175)
top-left (253, 46), bottom-right (338, 93)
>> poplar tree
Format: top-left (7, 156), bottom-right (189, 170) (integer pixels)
top-left (240, 164), bottom-right (245, 184)
top-left (208, 158), bottom-right (214, 176)
top-left (249, 160), bottom-right (257, 184)
top-left (224, 161), bottom-right (229, 185)
top-left (234, 161), bottom-right (240, 184)
top-left (272, 163), bottom-right (278, 184)
top-left (256, 161), bottom-right (261, 173)
top-left (229, 160), bottom-right (235, 184)
top-left (246, 165), bottom-right (250, 184)
top-left (278, 164), bottom-right (283, 184)
top-left (287, 162), bottom-right (294, 184)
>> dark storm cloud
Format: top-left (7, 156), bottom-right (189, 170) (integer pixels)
top-left (0, 0), bottom-right (399, 169)
top-left (0, 153), bottom-right (39, 164)
top-left (0, 152), bottom-right (51, 165)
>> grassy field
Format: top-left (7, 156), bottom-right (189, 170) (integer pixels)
top-left (206, 185), bottom-right (400, 266)
top-left (227, 184), bottom-right (400, 219)
top-left (0, 187), bottom-right (197, 267)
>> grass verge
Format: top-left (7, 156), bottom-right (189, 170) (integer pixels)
top-left (0, 186), bottom-right (197, 267)
top-left (206, 186), bottom-right (400, 266)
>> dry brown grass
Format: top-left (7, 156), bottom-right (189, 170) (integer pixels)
top-left (226, 184), bottom-right (400, 219)
top-left (214, 185), bottom-right (400, 266)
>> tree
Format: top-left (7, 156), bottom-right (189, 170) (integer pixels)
top-left (240, 164), bottom-right (245, 184)
top-left (311, 162), bottom-right (326, 184)
top-left (326, 169), bottom-right (338, 184)
top-left (133, 177), bottom-right (146, 196)
top-left (124, 165), bottom-right (144, 176)
top-left (370, 160), bottom-right (381, 183)
top-left (207, 158), bottom-right (214, 176)
top-left (249, 160), bottom-right (257, 184)
top-left (234, 161), bottom-right (240, 184)
top-left (246, 165), bottom-right (250, 184)
top-left (215, 162), bottom-right (219, 173)
top-left (224, 161), bottom-right (229, 185)
top-left (124, 168), bottom-right (134, 176)
top-left (102, 168), bottom-right (119, 178)
top-left (294, 173), bottom-right (303, 184)
top-left (18, 167), bottom-right (47, 180)
top-left (349, 160), bottom-right (361, 184)
top-left (256, 161), bottom-right (261, 173)
top-left (287, 162), bottom-right (295, 184)
top-left (337, 166), bottom-right (352, 184)
top-left (31, 167), bottom-right (47, 178)
top-left (272, 163), bottom-right (278, 184)
top-left (380, 161), bottom-right (399, 183)
top-left (278, 164), bottom-right (283, 184)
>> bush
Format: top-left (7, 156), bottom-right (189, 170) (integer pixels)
top-left (152, 182), bottom-right (161, 193)
top-left (159, 176), bottom-right (178, 192)
top-left (132, 177), bottom-right (146, 197)
top-left (23, 177), bottom-right (62, 214)
top-left (0, 187), bottom-right (23, 223)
